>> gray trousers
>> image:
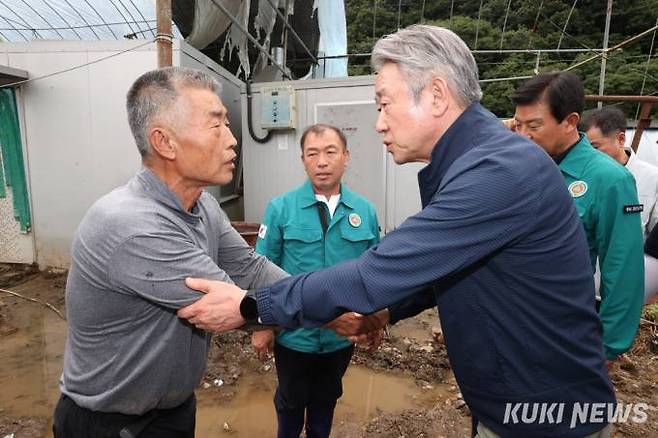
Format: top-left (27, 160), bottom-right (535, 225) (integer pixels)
top-left (475, 422), bottom-right (613, 438)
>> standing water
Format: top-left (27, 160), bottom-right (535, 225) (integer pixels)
top-left (0, 277), bottom-right (449, 437)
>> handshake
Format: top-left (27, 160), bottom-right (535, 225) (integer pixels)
top-left (324, 308), bottom-right (390, 346)
top-left (251, 309), bottom-right (390, 362)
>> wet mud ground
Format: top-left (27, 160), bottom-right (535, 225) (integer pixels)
top-left (1, 264), bottom-right (657, 437)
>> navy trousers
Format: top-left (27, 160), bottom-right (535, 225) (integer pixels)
top-left (273, 343), bottom-right (354, 438)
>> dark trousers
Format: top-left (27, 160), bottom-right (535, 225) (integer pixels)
top-left (52, 393), bottom-right (196, 438)
top-left (273, 343), bottom-right (354, 438)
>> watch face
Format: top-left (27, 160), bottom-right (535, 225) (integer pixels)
top-left (240, 296), bottom-right (258, 320)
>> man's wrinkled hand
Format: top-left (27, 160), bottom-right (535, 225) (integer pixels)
top-left (252, 329), bottom-right (275, 362)
top-left (177, 278), bottom-right (246, 332)
top-left (324, 309), bottom-right (390, 337)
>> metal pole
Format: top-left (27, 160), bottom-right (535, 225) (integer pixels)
top-left (263, 0), bottom-right (317, 64)
top-left (598, 0), bottom-right (613, 108)
top-left (534, 51), bottom-right (541, 74)
top-left (156, 0), bottom-right (172, 68)
top-left (372, 0), bottom-right (377, 39)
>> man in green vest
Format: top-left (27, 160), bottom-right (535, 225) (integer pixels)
top-left (251, 123), bottom-right (381, 438)
top-left (510, 71), bottom-right (644, 362)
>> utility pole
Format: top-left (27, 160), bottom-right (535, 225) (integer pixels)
top-left (598, 0), bottom-right (613, 108)
top-left (156, 0), bottom-right (173, 68)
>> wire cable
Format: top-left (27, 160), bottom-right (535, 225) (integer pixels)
top-left (449, 0), bottom-right (455, 29)
top-left (528, 0), bottom-right (544, 49)
top-left (82, 0), bottom-right (119, 39)
top-left (42, 0), bottom-right (87, 40)
top-left (0, 39), bottom-right (154, 89)
top-left (17, 0), bottom-right (65, 39)
top-left (499, 0), bottom-right (513, 50)
top-left (0, 0), bottom-right (44, 39)
top-left (636, 17), bottom-right (658, 119)
top-left (474, 0), bottom-right (483, 49)
top-left (108, 0), bottom-right (138, 36)
top-left (128, 0), bottom-right (156, 38)
top-left (0, 13), bottom-right (28, 42)
top-left (557, 0), bottom-right (578, 50)
top-left (0, 19), bottom-right (157, 32)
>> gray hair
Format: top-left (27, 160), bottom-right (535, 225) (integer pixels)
top-left (371, 24), bottom-right (482, 107)
top-left (126, 66), bottom-right (222, 157)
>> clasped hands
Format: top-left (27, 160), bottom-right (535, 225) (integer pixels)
top-left (178, 277), bottom-right (390, 350)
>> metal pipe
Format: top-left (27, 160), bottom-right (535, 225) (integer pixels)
top-left (598, 0), bottom-right (613, 108)
top-left (263, 0), bottom-right (317, 65)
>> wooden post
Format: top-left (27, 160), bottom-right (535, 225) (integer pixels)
top-left (156, 0), bottom-right (172, 68)
top-left (631, 102), bottom-right (654, 153)
top-left (585, 95), bottom-right (657, 153)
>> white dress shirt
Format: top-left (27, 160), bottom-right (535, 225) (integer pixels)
top-left (626, 148), bottom-right (658, 239)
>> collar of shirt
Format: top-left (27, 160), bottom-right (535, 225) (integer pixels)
top-left (552, 134), bottom-right (582, 165)
top-left (136, 167), bottom-right (203, 223)
top-left (417, 102), bottom-right (489, 207)
top-left (315, 193), bottom-right (340, 218)
top-left (296, 179), bottom-right (356, 211)
top-left (557, 133), bottom-right (593, 179)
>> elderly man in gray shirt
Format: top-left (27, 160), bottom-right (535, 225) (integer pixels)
top-left (52, 67), bottom-right (287, 438)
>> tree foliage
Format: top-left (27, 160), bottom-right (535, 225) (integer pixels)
top-left (345, 0), bottom-right (658, 117)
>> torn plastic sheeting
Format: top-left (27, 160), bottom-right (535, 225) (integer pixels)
top-left (220, 0), bottom-right (252, 78)
top-left (315, 0), bottom-right (348, 78)
top-left (253, 0), bottom-right (284, 75)
top-left (185, 0), bottom-right (240, 49)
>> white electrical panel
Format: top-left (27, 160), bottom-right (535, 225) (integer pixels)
top-left (260, 85), bottom-right (296, 130)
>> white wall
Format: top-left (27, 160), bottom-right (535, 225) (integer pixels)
top-left (0, 40), bottom-right (242, 268)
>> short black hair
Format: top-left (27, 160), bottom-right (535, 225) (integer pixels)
top-left (580, 106), bottom-right (626, 136)
top-left (512, 71), bottom-right (584, 122)
top-left (300, 123), bottom-right (347, 152)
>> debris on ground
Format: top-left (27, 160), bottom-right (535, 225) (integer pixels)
top-left (1, 267), bottom-right (658, 437)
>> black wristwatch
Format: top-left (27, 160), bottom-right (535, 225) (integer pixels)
top-left (239, 289), bottom-right (259, 320)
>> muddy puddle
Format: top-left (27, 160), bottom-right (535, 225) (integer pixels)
top-left (0, 276), bottom-right (449, 437)
top-left (196, 366), bottom-right (449, 436)
top-left (0, 279), bottom-right (66, 420)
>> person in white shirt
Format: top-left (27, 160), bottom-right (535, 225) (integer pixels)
top-left (582, 106), bottom-right (658, 239)
top-left (583, 106), bottom-right (658, 303)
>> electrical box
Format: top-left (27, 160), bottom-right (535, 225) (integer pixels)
top-left (260, 85), bottom-right (296, 130)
